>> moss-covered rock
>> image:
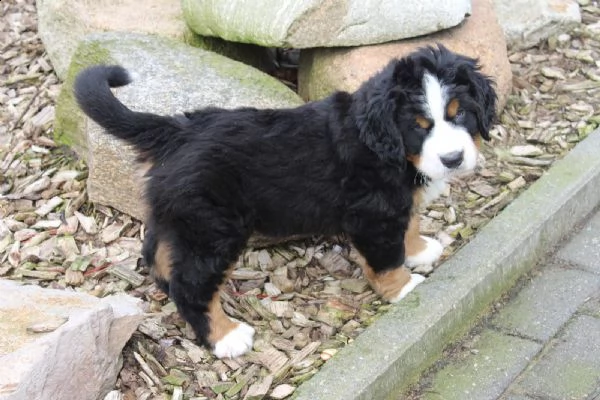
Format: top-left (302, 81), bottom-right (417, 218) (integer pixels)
top-left (181, 0), bottom-right (471, 48)
top-left (55, 32), bottom-right (303, 220)
top-left (36, 0), bottom-right (185, 79)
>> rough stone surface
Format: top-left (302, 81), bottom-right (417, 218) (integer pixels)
top-left (181, 0), bottom-right (471, 48)
top-left (54, 32), bottom-right (303, 221)
top-left (298, 0), bottom-right (512, 112)
top-left (491, 266), bottom-right (600, 341)
top-left (293, 130), bottom-right (600, 400)
top-left (579, 293), bottom-right (600, 319)
top-left (0, 280), bottom-right (143, 400)
top-left (557, 211), bottom-right (600, 273)
top-left (493, 0), bottom-right (581, 50)
top-left (421, 330), bottom-right (541, 400)
top-left (36, 0), bottom-right (185, 79)
top-left (507, 316), bottom-right (600, 399)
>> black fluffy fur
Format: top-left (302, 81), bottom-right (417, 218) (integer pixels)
top-left (74, 44), bottom-right (496, 348)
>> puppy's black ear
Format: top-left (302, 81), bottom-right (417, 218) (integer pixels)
top-left (355, 66), bottom-right (406, 167)
top-left (457, 59), bottom-right (497, 141)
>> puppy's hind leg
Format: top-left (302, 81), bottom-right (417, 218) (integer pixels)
top-left (142, 222), bottom-right (171, 295)
top-left (167, 233), bottom-right (255, 359)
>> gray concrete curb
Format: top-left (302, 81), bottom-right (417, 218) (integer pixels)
top-left (293, 128), bottom-right (600, 400)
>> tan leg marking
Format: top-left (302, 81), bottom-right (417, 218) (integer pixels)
top-left (447, 98), bottom-right (460, 119)
top-left (405, 213), bottom-right (428, 258)
top-left (405, 189), bottom-right (428, 258)
top-left (352, 251), bottom-right (412, 301)
top-left (153, 240), bottom-right (173, 282)
top-left (473, 133), bottom-right (483, 149)
top-left (207, 287), bottom-right (239, 345)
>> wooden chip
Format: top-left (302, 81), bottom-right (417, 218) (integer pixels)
top-left (510, 156), bottom-right (554, 167)
top-left (508, 176), bottom-right (527, 191)
top-left (291, 312), bottom-right (319, 328)
top-left (171, 387), bottom-right (183, 400)
top-left (20, 269), bottom-right (58, 280)
top-left (22, 176), bottom-right (50, 195)
top-left (195, 369), bottom-right (219, 387)
top-left (34, 196), bottom-right (62, 216)
top-left (102, 391), bottom-right (123, 400)
top-left (246, 346), bottom-right (289, 374)
top-left (31, 219), bottom-right (61, 230)
top-left (101, 221), bottom-right (131, 244)
top-left (13, 228), bottom-right (36, 242)
top-left (74, 211), bottom-right (98, 234)
top-left (318, 251), bottom-right (353, 278)
top-left (56, 215), bottom-right (79, 235)
top-left (264, 282), bottom-right (282, 297)
top-left (136, 342), bottom-right (168, 377)
top-left (468, 181), bottom-right (500, 198)
top-left (230, 268), bottom-right (268, 280)
top-left (180, 338), bottom-right (209, 363)
top-left (270, 384), bottom-right (295, 399)
top-left (510, 145), bottom-right (544, 157)
top-left (271, 337), bottom-right (296, 353)
top-left (320, 348), bottom-right (338, 361)
top-left (108, 263), bottom-right (145, 287)
top-left (50, 170), bottom-right (80, 185)
top-left (133, 351), bottom-right (163, 388)
top-left (263, 300), bottom-right (293, 318)
top-left (64, 269), bottom-right (84, 286)
top-left (443, 207), bottom-right (457, 224)
top-left (340, 278), bottom-right (369, 294)
top-left (244, 375), bottom-right (274, 400)
top-left (475, 191), bottom-right (512, 215)
top-left (138, 318), bottom-right (167, 341)
top-left (257, 249), bottom-right (272, 270)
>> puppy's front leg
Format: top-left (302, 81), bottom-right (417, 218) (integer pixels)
top-left (352, 251), bottom-right (425, 303)
top-left (404, 211), bottom-right (444, 268)
top-left (350, 230), bottom-right (425, 303)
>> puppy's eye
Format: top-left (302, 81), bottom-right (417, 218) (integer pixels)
top-left (454, 109), bottom-right (465, 120)
top-left (446, 99), bottom-right (463, 121)
top-left (415, 115), bottom-right (432, 130)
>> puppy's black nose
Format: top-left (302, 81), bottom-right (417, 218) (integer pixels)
top-left (440, 150), bottom-right (464, 169)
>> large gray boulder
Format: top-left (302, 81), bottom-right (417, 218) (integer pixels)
top-left (0, 280), bottom-right (143, 400)
top-left (493, 0), bottom-right (581, 50)
top-left (55, 32), bottom-right (303, 221)
top-left (182, 0), bottom-right (473, 48)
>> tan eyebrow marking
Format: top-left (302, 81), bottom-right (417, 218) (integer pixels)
top-left (415, 115), bottom-right (431, 129)
top-left (447, 98), bottom-right (460, 119)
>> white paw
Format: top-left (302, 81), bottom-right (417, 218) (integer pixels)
top-left (213, 321), bottom-right (255, 359)
top-left (405, 236), bottom-right (444, 268)
top-left (390, 274), bottom-right (426, 303)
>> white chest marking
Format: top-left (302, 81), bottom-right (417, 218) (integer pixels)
top-left (421, 178), bottom-right (447, 206)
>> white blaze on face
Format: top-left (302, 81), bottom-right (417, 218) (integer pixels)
top-left (416, 73), bottom-right (479, 181)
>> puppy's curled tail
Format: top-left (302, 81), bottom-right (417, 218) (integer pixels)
top-left (74, 65), bottom-right (171, 160)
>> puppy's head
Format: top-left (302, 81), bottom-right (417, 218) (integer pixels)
top-left (355, 44), bottom-right (497, 180)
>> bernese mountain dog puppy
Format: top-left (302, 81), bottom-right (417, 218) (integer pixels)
top-left (74, 44), bottom-right (497, 359)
